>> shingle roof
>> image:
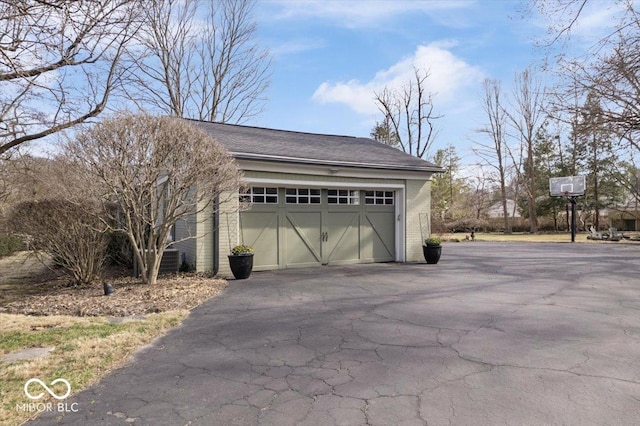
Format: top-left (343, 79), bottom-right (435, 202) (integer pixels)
top-left (188, 119), bottom-right (441, 173)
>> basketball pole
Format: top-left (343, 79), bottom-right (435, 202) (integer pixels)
top-left (570, 196), bottom-right (577, 242)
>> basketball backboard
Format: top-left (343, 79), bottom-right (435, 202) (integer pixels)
top-left (549, 176), bottom-right (586, 197)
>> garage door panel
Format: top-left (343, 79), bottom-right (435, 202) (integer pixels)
top-left (240, 210), bottom-right (279, 270)
top-left (363, 211), bottom-right (395, 262)
top-left (286, 211), bottom-right (322, 267)
top-left (240, 186), bottom-right (397, 270)
top-left (325, 211), bottom-right (360, 264)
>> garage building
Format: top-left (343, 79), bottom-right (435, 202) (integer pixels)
top-left (173, 120), bottom-right (442, 277)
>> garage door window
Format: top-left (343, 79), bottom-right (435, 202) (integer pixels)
top-left (286, 188), bottom-right (321, 204)
top-left (365, 190), bottom-right (394, 205)
top-left (241, 187), bottom-right (278, 204)
top-left (328, 189), bottom-right (360, 205)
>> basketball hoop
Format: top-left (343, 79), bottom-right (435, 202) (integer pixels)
top-left (549, 176), bottom-right (585, 243)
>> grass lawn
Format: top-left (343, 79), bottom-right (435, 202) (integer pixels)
top-left (437, 232), bottom-right (616, 243)
top-left (470, 232), bottom-right (588, 243)
top-left (0, 312), bottom-right (188, 426)
top-left (0, 252), bottom-right (226, 426)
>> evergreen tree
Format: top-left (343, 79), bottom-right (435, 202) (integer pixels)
top-left (575, 91), bottom-right (623, 229)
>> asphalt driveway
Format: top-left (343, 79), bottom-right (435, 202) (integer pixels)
top-left (29, 242), bottom-right (640, 425)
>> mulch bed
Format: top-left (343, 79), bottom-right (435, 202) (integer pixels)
top-left (0, 268), bottom-right (227, 317)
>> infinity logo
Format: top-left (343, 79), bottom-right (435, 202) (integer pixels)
top-left (24, 378), bottom-right (72, 400)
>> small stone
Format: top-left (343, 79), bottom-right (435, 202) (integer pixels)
top-left (2, 347), bottom-right (55, 362)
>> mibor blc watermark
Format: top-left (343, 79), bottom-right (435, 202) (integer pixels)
top-left (16, 378), bottom-right (79, 413)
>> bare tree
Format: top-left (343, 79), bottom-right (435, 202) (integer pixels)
top-left (129, 0), bottom-right (270, 123)
top-left (536, 1), bottom-right (640, 151)
top-left (467, 169), bottom-right (493, 220)
top-left (475, 79), bottom-right (512, 233)
top-left (580, 9), bottom-right (640, 151)
top-left (506, 69), bottom-right (548, 233)
top-left (63, 114), bottom-right (243, 285)
top-left (374, 67), bottom-right (441, 159)
top-left (0, 0), bottom-right (142, 156)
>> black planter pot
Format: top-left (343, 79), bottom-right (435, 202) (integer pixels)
top-left (228, 253), bottom-right (254, 279)
top-left (423, 245), bottom-right (442, 264)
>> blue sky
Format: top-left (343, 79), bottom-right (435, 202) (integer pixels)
top-left (25, 0), bottom-right (622, 168)
top-left (248, 0), bottom-right (621, 167)
top-left (250, 0), bottom-right (538, 166)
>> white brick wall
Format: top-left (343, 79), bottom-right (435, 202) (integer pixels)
top-left (215, 191), bottom-right (240, 278)
top-left (405, 179), bottom-right (431, 262)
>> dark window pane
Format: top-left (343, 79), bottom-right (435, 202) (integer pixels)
top-left (328, 189), bottom-right (337, 196)
top-left (365, 191), bottom-right (374, 197)
top-left (328, 198), bottom-right (337, 204)
top-left (310, 189), bottom-right (320, 195)
top-left (339, 197), bottom-right (347, 204)
top-left (299, 197), bottom-right (308, 203)
top-left (254, 187), bottom-right (264, 194)
top-left (266, 196), bottom-right (278, 203)
top-left (299, 188), bottom-right (309, 195)
top-left (385, 191), bottom-right (393, 198)
top-left (365, 198), bottom-right (374, 205)
top-left (339, 190), bottom-right (347, 196)
top-left (286, 188), bottom-right (296, 195)
top-left (266, 187), bottom-right (277, 194)
top-left (376, 191), bottom-right (383, 197)
top-left (254, 195), bottom-right (265, 203)
top-left (385, 198), bottom-right (393, 205)
top-left (376, 198), bottom-right (383, 205)
top-left (311, 197), bottom-right (320, 204)
top-left (286, 196), bottom-right (296, 203)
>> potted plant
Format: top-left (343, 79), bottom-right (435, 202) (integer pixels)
top-left (228, 244), bottom-right (254, 279)
top-left (423, 237), bottom-right (442, 264)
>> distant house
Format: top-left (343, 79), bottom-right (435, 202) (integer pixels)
top-left (173, 120), bottom-right (442, 277)
top-left (486, 199), bottom-right (521, 218)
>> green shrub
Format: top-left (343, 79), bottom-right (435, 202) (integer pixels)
top-left (0, 234), bottom-right (23, 257)
top-left (424, 237), bottom-right (442, 246)
top-left (230, 244), bottom-right (253, 255)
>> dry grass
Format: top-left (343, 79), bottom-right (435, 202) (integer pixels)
top-left (0, 311), bottom-right (188, 426)
top-left (0, 252), bottom-right (228, 426)
top-left (439, 232), bottom-right (640, 244)
top-left (438, 232), bottom-right (596, 243)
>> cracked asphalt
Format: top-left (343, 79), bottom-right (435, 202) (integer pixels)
top-left (29, 242), bottom-right (640, 425)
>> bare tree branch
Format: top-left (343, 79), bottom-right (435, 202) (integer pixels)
top-left (63, 114), bottom-right (244, 284)
top-left (0, 0), bottom-right (143, 156)
top-left (474, 78), bottom-right (512, 233)
top-left (129, 0), bottom-right (270, 124)
top-left (373, 67), bottom-right (441, 159)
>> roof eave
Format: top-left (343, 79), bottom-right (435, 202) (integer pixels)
top-left (230, 152), bottom-right (444, 174)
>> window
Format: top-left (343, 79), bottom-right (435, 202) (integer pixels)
top-left (240, 187), bottom-right (278, 204)
top-left (285, 188), bottom-right (321, 204)
top-left (365, 190), bottom-right (394, 205)
top-left (328, 189), bottom-right (360, 205)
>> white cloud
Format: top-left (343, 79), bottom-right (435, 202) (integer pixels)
top-left (312, 42), bottom-right (485, 115)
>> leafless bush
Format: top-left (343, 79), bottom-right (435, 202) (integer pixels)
top-left (63, 113), bottom-right (243, 285)
top-left (10, 200), bottom-right (108, 286)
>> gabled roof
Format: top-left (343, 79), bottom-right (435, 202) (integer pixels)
top-left (188, 119), bottom-right (441, 173)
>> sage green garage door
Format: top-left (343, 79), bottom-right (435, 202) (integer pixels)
top-left (240, 187), bottom-right (395, 270)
